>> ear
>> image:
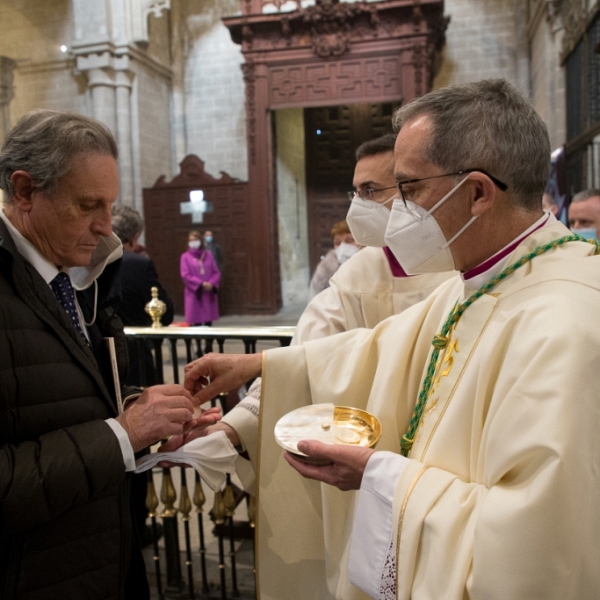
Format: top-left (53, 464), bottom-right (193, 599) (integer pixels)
top-left (10, 171), bottom-right (36, 212)
top-left (467, 172), bottom-right (498, 217)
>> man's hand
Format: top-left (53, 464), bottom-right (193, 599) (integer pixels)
top-left (284, 440), bottom-right (375, 491)
top-left (115, 384), bottom-right (197, 452)
top-left (184, 352), bottom-right (262, 403)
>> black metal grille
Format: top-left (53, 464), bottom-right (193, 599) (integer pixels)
top-left (566, 41), bottom-right (584, 142)
top-left (566, 11), bottom-right (600, 195)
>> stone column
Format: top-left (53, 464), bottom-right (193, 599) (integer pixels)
top-left (87, 67), bottom-right (117, 134)
top-left (0, 57), bottom-right (17, 141)
top-left (115, 69), bottom-right (135, 205)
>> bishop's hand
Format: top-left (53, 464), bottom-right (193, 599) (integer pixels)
top-left (184, 352), bottom-right (263, 404)
top-left (284, 440), bottom-right (375, 491)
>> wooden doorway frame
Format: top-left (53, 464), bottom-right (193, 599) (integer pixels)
top-left (224, 0), bottom-right (447, 313)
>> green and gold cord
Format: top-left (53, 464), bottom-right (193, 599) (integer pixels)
top-left (400, 235), bottom-right (600, 457)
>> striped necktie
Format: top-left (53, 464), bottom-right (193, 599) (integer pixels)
top-left (50, 272), bottom-right (88, 343)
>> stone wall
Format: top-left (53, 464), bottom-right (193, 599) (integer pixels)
top-left (171, 0), bottom-right (247, 180)
top-left (0, 0), bottom-right (84, 127)
top-left (435, 0), bottom-right (530, 93)
top-left (527, 1), bottom-right (566, 149)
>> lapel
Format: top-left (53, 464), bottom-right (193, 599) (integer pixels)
top-left (0, 221), bottom-right (119, 416)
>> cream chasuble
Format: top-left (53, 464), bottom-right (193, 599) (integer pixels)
top-left (256, 222), bottom-right (600, 600)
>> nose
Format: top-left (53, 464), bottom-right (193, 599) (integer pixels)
top-left (92, 204), bottom-right (113, 237)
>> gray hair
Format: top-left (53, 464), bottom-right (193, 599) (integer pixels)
top-left (111, 205), bottom-right (144, 244)
top-left (392, 79), bottom-right (551, 211)
top-left (571, 189), bottom-right (600, 203)
top-left (0, 109), bottom-right (118, 201)
top-left (355, 133), bottom-right (397, 161)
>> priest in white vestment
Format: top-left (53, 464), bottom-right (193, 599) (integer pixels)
top-left (180, 79), bottom-right (600, 600)
top-left (208, 134), bottom-right (452, 492)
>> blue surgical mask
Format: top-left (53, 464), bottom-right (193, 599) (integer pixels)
top-left (205, 236), bottom-right (213, 244)
top-left (572, 227), bottom-right (598, 241)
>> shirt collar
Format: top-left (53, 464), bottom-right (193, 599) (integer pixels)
top-left (461, 211), bottom-right (554, 289)
top-left (0, 207), bottom-right (123, 289)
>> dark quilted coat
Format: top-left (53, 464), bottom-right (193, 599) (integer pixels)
top-left (0, 219), bottom-right (147, 599)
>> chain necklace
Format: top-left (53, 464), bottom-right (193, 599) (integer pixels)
top-left (400, 235), bottom-right (600, 457)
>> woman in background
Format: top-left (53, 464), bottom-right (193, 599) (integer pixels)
top-left (180, 230), bottom-right (221, 325)
top-left (308, 220), bottom-right (360, 299)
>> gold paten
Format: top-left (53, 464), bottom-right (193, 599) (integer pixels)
top-left (274, 404), bottom-right (382, 463)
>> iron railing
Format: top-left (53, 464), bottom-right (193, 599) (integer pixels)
top-left (124, 325), bottom-right (295, 599)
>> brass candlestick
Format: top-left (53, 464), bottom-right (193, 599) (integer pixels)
top-left (145, 286), bottom-right (166, 328)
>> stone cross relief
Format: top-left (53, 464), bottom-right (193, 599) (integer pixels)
top-left (180, 190), bottom-right (213, 224)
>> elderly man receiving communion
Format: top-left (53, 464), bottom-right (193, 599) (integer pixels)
top-left (179, 80), bottom-right (600, 600)
top-left (0, 110), bottom-right (218, 599)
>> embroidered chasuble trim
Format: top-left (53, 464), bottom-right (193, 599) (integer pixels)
top-left (255, 350), bottom-right (268, 600)
top-left (418, 304), bottom-right (499, 463)
top-left (400, 235), bottom-right (600, 457)
top-left (395, 465), bottom-right (429, 593)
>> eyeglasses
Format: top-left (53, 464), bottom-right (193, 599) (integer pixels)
top-left (396, 169), bottom-right (508, 203)
top-left (347, 185), bottom-right (397, 202)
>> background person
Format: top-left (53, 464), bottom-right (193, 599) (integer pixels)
top-left (203, 229), bottom-right (223, 272)
top-left (308, 219), bottom-right (360, 298)
top-left (181, 229), bottom-right (220, 326)
top-left (567, 188), bottom-right (600, 240)
top-left (111, 204), bottom-right (174, 386)
top-left (0, 110), bottom-right (218, 599)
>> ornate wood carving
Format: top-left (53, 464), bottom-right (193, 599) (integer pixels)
top-left (561, 0), bottom-right (599, 58)
top-left (143, 156), bottom-right (251, 316)
top-left (269, 56), bottom-right (406, 108)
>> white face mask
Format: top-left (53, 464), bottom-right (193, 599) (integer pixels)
top-left (335, 242), bottom-right (360, 264)
top-left (384, 175), bottom-right (475, 275)
top-left (188, 240), bottom-right (201, 250)
top-left (346, 193), bottom-right (396, 247)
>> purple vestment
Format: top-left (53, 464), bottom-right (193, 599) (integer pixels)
top-left (180, 248), bottom-right (221, 324)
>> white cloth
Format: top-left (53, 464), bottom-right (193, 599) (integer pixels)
top-left (134, 431), bottom-right (239, 491)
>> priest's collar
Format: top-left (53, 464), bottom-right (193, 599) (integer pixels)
top-left (382, 246), bottom-right (411, 277)
top-left (462, 211), bottom-right (554, 289)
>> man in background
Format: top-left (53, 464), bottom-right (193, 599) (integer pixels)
top-left (203, 229), bottom-right (223, 272)
top-left (568, 188), bottom-right (600, 239)
top-left (111, 204), bottom-right (174, 386)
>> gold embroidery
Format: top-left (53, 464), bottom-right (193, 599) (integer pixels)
top-left (433, 338), bottom-right (459, 388)
top-left (395, 465), bottom-right (429, 593)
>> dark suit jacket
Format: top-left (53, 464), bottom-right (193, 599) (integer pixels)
top-left (113, 250), bottom-right (174, 386)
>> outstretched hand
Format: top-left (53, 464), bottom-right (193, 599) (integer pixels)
top-left (284, 440), bottom-right (375, 491)
top-left (184, 352), bottom-right (263, 404)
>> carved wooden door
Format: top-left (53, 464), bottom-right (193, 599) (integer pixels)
top-left (304, 101), bottom-right (400, 272)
